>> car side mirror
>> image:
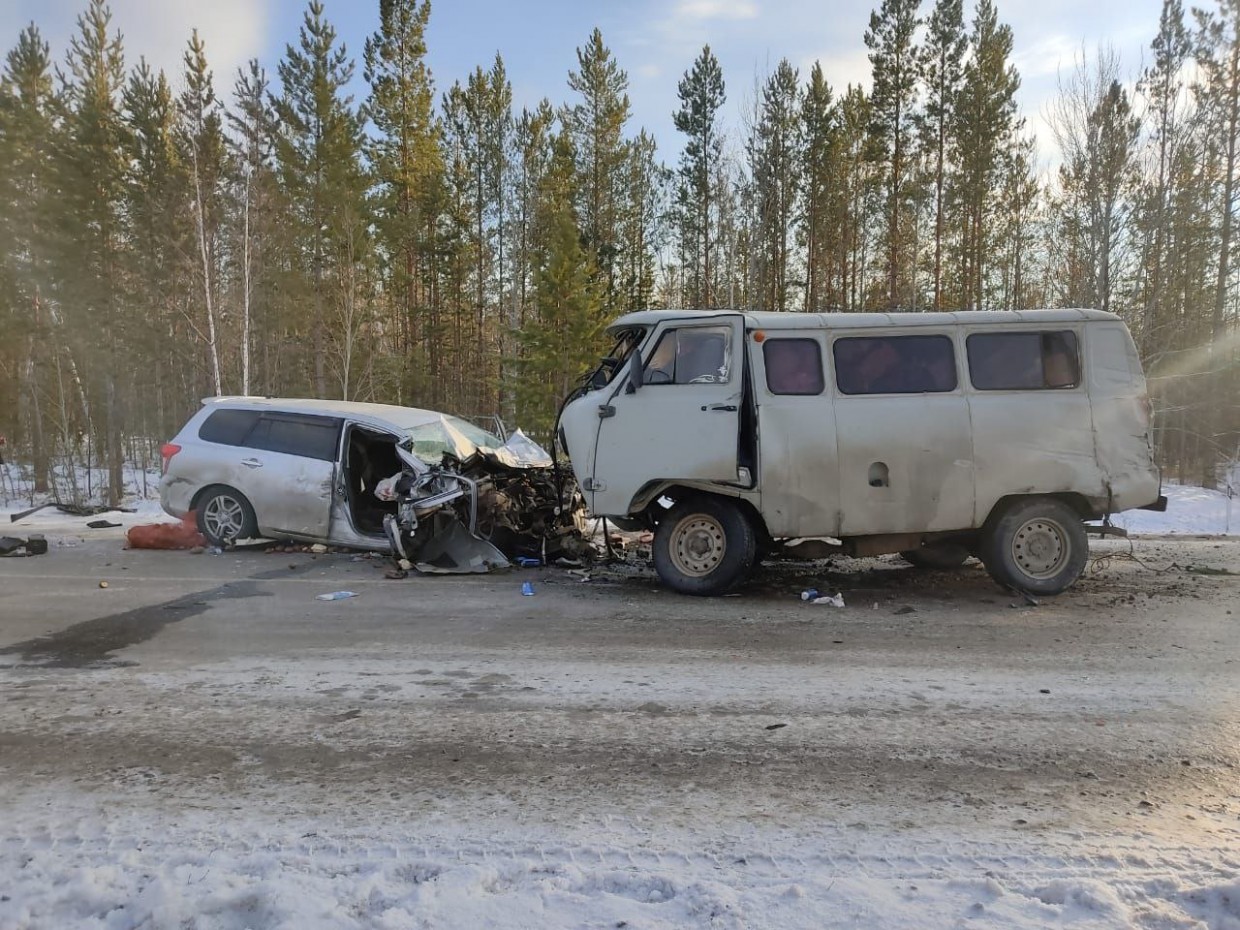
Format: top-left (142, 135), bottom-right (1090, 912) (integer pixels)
top-left (627, 351), bottom-right (645, 394)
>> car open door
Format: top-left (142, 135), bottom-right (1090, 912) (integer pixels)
top-left (588, 315), bottom-right (746, 516)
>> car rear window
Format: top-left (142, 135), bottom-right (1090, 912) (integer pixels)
top-left (833, 335), bottom-right (957, 395)
top-left (198, 409), bottom-right (260, 446)
top-left (244, 414), bottom-right (342, 461)
top-left (967, 331), bottom-right (1080, 390)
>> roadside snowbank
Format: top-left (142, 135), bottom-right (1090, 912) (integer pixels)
top-left (1110, 483), bottom-right (1236, 536)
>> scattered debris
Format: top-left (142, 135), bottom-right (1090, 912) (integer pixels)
top-left (1039, 688), bottom-right (1051, 694)
top-left (521, 581), bottom-right (535, 596)
top-left (315, 591), bottom-right (358, 601)
top-left (0, 534), bottom-right (47, 557)
top-left (894, 605), bottom-right (917, 615)
top-left (800, 588), bottom-right (820, 601)
top-left (809, 592), bottom-right (846, 607)
top-left (98, 581), bottom-right (109, 589)
top-left (310, 543), bottom-right (328, 554)
top-left (86, 519), bottom-right (122, 529)
top-left (765, 723), bottom-right (788, 730)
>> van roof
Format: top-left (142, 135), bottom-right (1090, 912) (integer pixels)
top-left (605, 307), bottom-right (1120, 335)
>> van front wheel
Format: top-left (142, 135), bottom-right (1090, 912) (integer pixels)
top-left (654, 497), bottom-right (757, 596)
top-left (980, 498), bottom-right (1087, 595)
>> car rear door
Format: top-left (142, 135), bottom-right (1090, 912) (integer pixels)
top-left (238, 413), bottom-right (342, 539)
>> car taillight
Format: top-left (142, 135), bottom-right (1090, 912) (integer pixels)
top-left (160, 442), bottom-right (182, 475)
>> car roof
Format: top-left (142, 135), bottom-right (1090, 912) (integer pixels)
top-left (201, 396), bottom-right (452, 431)
top-left (605, 307), bottom-right (1120, 335)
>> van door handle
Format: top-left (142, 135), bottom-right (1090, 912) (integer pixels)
top-left (241, 458), bottom-right (263, 469)
top-left (702, 404), bottom-right (738, 412)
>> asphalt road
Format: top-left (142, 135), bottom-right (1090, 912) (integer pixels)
top-left (2, 534), bottom-right (1239, 869)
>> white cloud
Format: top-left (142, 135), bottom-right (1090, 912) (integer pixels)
top-left (2, 0), bottom-right (271, 95)
top-left (673, 0), bottom-right (759, 21)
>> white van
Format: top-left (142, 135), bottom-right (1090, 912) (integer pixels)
top-left (557, 309), bottom-right (1165, 596)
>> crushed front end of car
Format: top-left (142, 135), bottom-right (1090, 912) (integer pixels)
top-left (381, 429), bottom-right (593, 574)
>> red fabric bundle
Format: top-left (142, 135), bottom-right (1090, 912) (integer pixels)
top-left (126, 512), bottom-right (208, 550)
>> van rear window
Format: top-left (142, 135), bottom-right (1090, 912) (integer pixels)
top-left (967, 331), bottom-right (1080, 390)
top-left (832, 335), bottom-right (957, 395)
top-left (764, 339), bottom-right (824, 395)
top-left (198, 409), bottom-right (260, 446)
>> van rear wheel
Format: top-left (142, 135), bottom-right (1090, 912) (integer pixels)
top-left (980, 498), bottom-right (1087, 595)
top-left (653, 496), bottom-right (757, 596)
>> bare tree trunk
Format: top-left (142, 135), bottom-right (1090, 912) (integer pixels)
top-left (191, 148), bottom-right (223, 396)
top-left (241, 168), bottom-right (253, 395)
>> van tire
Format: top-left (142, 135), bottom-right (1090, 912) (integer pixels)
top-left (653, 496), bottom-right (757, 596)
top-left (196, 485), bottom-right (257, 546)
top-left (900, 542), bottom-right (971, 569)
top-left (979, 498), bottom-right (1087, 595)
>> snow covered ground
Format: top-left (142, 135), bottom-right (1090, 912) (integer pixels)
top-left (2, 473), bottom-right (1239, 928)
top-left (1110, 483), bottom-right (1237, 536)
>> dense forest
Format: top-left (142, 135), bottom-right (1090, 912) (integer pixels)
top-left (0, 0), bottom-right (1237, 505)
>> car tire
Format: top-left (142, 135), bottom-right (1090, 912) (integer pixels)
top-left (899, 542), bottom-right (971, 569)
top-left (196, 485), bottom-right (257, 546)
top-left (653, 496), bottom-right (757, 596)
top-left (979, 497), bottom-right (1087, 595)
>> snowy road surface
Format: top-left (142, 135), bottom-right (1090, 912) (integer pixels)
top-left (2, 534), bottom-right (1239, 929)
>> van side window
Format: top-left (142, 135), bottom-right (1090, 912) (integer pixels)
top-left (244, 414), bottom-right (342, 461)
top-left (198, 409), bottom-right (260, 446)
top-left (764, 339), bottom-right (824, 395)
top-left (967, 331), bottom-right (1080, 390)
top-left (643, 326), bottom-right (731, 385)
top-left (833, 335), bottom-right (957, 395)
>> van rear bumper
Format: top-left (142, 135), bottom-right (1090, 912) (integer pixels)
top-left (1139, 495), bottom-right (1168, 512)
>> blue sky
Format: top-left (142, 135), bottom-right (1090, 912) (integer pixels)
top-left (3, 0), bottom-right (1166, 164)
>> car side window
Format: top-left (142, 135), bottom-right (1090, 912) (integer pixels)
top-left (198, 409), bottom-right (260, 446)
top-left (643, 326), bottom-right (732, 385)
top-left (764, 339), bottom-right (824, 395)
top-left (967, 331), bottom-right (1080, 390)
top-left (244, 414), bottom-right (342, 461)
top-left (833, 335), bottom-right (957, 395)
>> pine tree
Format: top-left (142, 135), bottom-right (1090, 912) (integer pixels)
top-left (364, 0), bottom-right (443, 403)
top-left (673, 45), bottom-right (726, 308)
top-left (273, 0), bottom-right (368, 398)
top-left (1050, 50), bottom-right (1141, 315)
top-left (0, 25), bottom-right (57, 489)
top-left (517, 131), bottom-right (603, 437)
top-left (228, 60), bottom-right (279, 396)
top-left (953, 0), bottom-right (1021, 310)
top-left (1194, 0), bottom-right (1240, 344)
top-left (564, 28), bottom-right (632, 310)
top-left (799, 62), bottom-right (837, 312)
top-left (1136, 0), bottom-right (1195, 354)
top-left (179, 31), bottom-right (227, 394)
top-left (865, 0), bottom-right (921, 308)
top-left (749, 59), bottom-right (801, 310)
top-left (917, 0), bottom-right (967, 309)
top-left (121, 59), bottom-right (186, 422)
top-left (57, 0), bottom-right (128, 504)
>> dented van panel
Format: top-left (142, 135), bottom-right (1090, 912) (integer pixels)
top-left (557, 307), bottom-right (1163, 595)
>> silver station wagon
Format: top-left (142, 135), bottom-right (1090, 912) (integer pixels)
top-left (159, 398), bottom-right (585, 569)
